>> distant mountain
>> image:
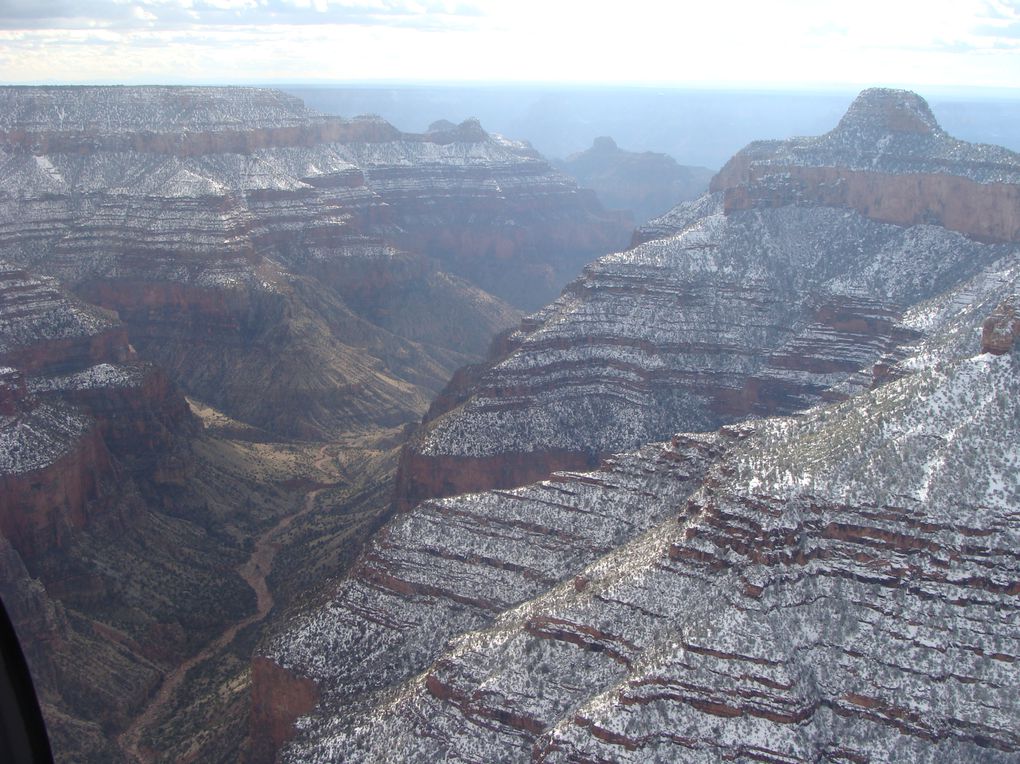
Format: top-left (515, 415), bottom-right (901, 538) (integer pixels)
top-left (288, 85), bottom-right (1020, 169)
top-left (554, 136), bottom-right (714, 224)
top-left (258, 88), bottom-right (1020, 763)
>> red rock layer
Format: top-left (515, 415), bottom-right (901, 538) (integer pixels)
top-left (394, 447), bottom-right (600, 513)
top-left (0, 419), bottom-right (111, 559)
top-left (981, 297), bottom-right (1019, 354)
top-left (714, 163), bottom-right (1020, 243)
top-left (249, 656), bottom-right (321, 764)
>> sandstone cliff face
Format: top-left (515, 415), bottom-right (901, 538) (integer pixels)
top-left (981, 296), bottom-right (1019, 354)
top-left (267, 247), bottom-right (1020, 762)
top-left (711, 88), bottom-right (1020, 243)
top-left (0, 267), bottom-right (130, 558)
top-left (396, 88), bottom-right (1020, 512)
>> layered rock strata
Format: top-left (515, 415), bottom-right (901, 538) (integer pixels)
top-left (256, 432), bottom-right (728, 760)
top-left (397, 88), bottom-right (1020, 510)
top-left (0, 265), bottom-right (187, 558)
top-left (269, 255), bottom-right (1020, 763)
top-left (257, 88), bottom-right (1020, 762)
top-left (711, 88), bottom-right (1020, 243)
top-left (0, 86), bottom-right (628, 437)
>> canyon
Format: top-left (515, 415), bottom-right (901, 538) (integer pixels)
top-left (0, 85), bottom-right (628, 762)
top-left (1, 85), bottom-right (1017, 763)
top-left (258, 89), bottom-right (1020, 762)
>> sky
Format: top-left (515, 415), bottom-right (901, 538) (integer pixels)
top-left (1, 0), bottom-right (1019, 91)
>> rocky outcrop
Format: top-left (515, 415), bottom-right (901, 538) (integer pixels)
top-left (555, 136), bottom-right (714, 224)
top-left (981, 297), bottom-right (1019, 354)
top-left (712, 89), bottom-right (1020, 243)
top-left (268, 254), bottom-right (1020, 761)
top-left (0, 270), bottom-right (124, 558)
top-left (394, 89), bottom-right (1020, 512)
top-left (0, 399), bottom-right (109, 559)
top-left (249, 656), bottom-right (320, 764)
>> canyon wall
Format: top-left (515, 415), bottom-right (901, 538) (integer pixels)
top-left (394, 87), bottom-right (1020, 514)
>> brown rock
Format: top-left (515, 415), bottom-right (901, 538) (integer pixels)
top-left (249, 656), bottom-right (320, 764)
top-left (981, 298), bottom-right (1020, 355)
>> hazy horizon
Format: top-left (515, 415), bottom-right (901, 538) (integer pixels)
top-left (2, 1), bottom-right (1018, 92)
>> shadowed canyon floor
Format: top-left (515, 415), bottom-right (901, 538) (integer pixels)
top-left (115, 405), bottom-right (406, 764)
top-left (118, 425), bottom-right (345, 763)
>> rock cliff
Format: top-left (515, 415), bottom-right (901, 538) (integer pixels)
top-left (0, 265), bottom-right (177, 558)
top-left (396, 88), bottom-right (1020, 511)
top-left (711, 88), bottom-right (1020, 243)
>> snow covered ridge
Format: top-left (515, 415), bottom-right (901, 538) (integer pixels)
top-left (716, 88), bottom-right (1020, 185)
top-left (0, 265), bottom-right (120, 353)
top-left (0, 86), bottom-right (315, 133)
top-left (27, 363), bottom-right (143, 393)
top-left (0, 400), bottom-right (92, 474)
top-left (0, 86), bottom-right (534, 159)
top-left (276, 332), bottom-right (1020, 763)
top-left (416, 205), bottom-right (1014, 459)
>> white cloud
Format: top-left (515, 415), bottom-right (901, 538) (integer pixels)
top-left (0, 0), bottom-right (1017, 89)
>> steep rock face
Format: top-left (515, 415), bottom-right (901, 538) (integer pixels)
top-left (712, 89), bottom-right (1020, 243)
top-left (554, 136), bottom-right (714, 224)
top-left (396, 88), bottom-right (1020, 511)
top-left (981, 296), bottom-right (1019, 354)
top-left (249, 656), bottom-right (321, 764)
top-left (0, 397), bottom-right (110, 559)
top-left (0, 267), bottom-right (155, 558)
top-left (273, 266), bottom-right (1020, 762)
top-left (0, 86), bottom-right (626, 436)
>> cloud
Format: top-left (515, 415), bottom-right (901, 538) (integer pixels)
top-left (0, 0), bottom-right (485, 31)
top-left (0, 0), bottom-right (1017, 89)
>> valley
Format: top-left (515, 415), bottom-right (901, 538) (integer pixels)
top-left (0, 84), bottom-right (1017, 764)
